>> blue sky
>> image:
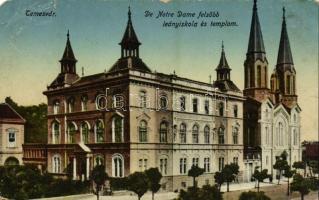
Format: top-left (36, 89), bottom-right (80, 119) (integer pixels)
top-left (0, 0), bottom-right (317, 140)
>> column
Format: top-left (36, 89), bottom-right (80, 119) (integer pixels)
top-left (86, 156), bottom-right (90, 179)
top-left (73, 157), bottom-right (77, 180)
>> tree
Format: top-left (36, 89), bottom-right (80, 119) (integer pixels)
top-left (90, 165), bottom-right (108, 200)
top-left (222, 163), bottom-right (239, 192)
top-left (308, 160), bottom-right (319, 177)
top-left (177, 184), bottom-right (222, 200)
top-left (273, 151), bottom-right (288, 185)
top-left (283, 165), bottom-right (295, 196)
top-left (188, 165), bottom-right (205, 188)
top-left (252, 167), bottom-right (268, 192)
top-left (239, 191), bottom-right (271, 200)
top-left (290, 173), bottom-right (314, 200)
top-left (145, 168), bottom-right (162, 200)
top-left (127, 172), bottom-right (149, 200)
top-left (214, 171), bottom-right (224, 192)
top-left (293, 161), bottom-right (306, 177)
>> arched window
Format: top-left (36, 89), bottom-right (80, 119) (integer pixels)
top-left (81, 122), bottom-right (89, 143)
top-left (53, 100), bottom-right (60, 114)
top-left (112, 154), bottom-right (124, 177)
top-left (286, 75), bottom-right (291, 94)
top-left (219, 102), bottom-right (224, 116)
top-left (95, 120), bottom-right (104, 143)
top-left (139, 91), bottom-right (147, 108)
top-left (218, 127), bottom-right (225, 144)
top-left (67, 122), bottom-right (76, 143)
top-left (233, 105), bottom-right (238, 118)
top-left (52, 121), bottom-right (60, 144)
top-left (81, 95), bottom-right (88, 111)
top-left (192, 125), bottom-right (199, 144)
top-left (250, 67), bottom-right (254, 87)
top-left (279, 122), bottom-right (283, 145)
top-left (180, 123), bottom-right (187, 143)
top-left (160, 122), bottom-right (168, 143)
top-left (139, 120), bottom-right (148, 142)
top-left (4, 157), bottom-right (19, 166)
top-left (113, 116), bottom-right (123, 143)
top-left (232, 127), bottom-right (238, 144)
top-left (67, 97), bottom-right (75, 113)
top-left (293, 129), bottom-right (298, 146)
top-left (52, 154), bottom-right (61, 173)
top-left (204, 126), bottom-right (210, 144)
top-left (257, 65), bottom-right (261, 87)
top-left (94, 154), bottom-right (104, 166)
top-left (265, 126), bottom-right (269, 145)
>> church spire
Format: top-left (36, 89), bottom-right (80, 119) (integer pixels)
top-left (216, 41), bottom-right (231, 81)
top-left (247, 0), bottom-right (265, 55)
top-left (60, 30), bottom-right (77, 74)
top-left (276, 7), bottom-right (294, 66)
top-left (119, 6), bottom-right (141, 58)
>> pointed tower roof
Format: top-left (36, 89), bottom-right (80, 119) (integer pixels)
top-left (60, 30), bottom-right (77, 62)
top-left (216, 41), bottom-right (230, 70)
top-left (119, 6), bottom-right (141, 48)
top-left (276, 7), bottom-right (294, 66)
top-left (247, 0), bottom-right (265, 54)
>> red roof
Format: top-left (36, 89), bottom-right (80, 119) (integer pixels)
top-left (0, 103), bottom-right (25, 124)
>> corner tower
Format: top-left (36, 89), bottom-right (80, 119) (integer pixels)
top-left (244, 0), bottom-right (270, 101)
top-left (270, 7), bottom-right (297, 108)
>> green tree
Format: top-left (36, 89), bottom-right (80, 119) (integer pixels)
top-left (252, 167), bottom-right (268, 192)
top-left (290, 173), bottom-right (314, 200)
top-left (293, 161), bottom-right (306, 177)
top-left (283, 165), bottom-right (295, 195)
top-left (176, 184), bottom-right (222, 200)
top-left (273, 151), bottom-right (288, 185)
top-left (90, 165), bottom-right (108, 200)
top-left (127, 172), bottom-right (149, 200)
top-left (239, 191), bottom-right (271, 200)
top-left (308, 160), bottom-right (319, 177)
top-left (188, 165), bottom-right (205, 188)
top-left (214, 171), bottom-right (224, 192)
top-left (222, 163), bottom-right (239, 192)
top-left (145, 168), bottom-right (162, 200)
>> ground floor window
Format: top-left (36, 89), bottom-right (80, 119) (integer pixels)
top-left (52, 155), bottom-right (61, 173)
top-left (112, 154), bottom-right (124, 177)
top-left (204, 157), bottom-right (210, 172)
top-left (138, 159), bottom-right (148, 171)
top-left (160, 158), bottom-right (168, 175)
top-left (192, 157), bottom-right (199, 167)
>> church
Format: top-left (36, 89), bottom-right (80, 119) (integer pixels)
top-left (22, 0), bottom-right (302, 191)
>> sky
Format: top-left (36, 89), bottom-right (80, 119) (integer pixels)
top-left (0, 0), bottom-right (317, 141)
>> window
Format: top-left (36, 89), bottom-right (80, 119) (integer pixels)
top-left (173, 125), bottom-right (177, 142)
top-left (67, 122), bottom-right (76, 143)
top-left (257, 65), bottom-right (261, 87)
top-left (114, 95), bottom-right (124, 110)
top-left (180, 158), bottom-right (187, 174)
top-left (8, 131), bottom-right (16, 148)
top-left (139, 159), bottom-right (148, 171)
top-left (95, 155), bottom-right (104, 166)
top-left (286, 75), bottom-right (291, 94)
top-left (218, 127), bottom-right (225, 144)
top-left (52, 154), bottom-right (61, 173)
top-left (293, 129), bottom-right (297, 145)
top-left (219, 102), bottom-right (224, 116)
top-left (250, 67), bottom-right (254, 87)
top-left (192, 98), bottom-right (198, 113)
top-left (95, 120), bottom-right (104, 143)
top-left (113, 116), bottom-right (123, 143)
top-left (204, 100), bottom-right (209, 114)
top-left (233, 157), bottom-right (238, 165)
top-left (139, 91), bottom-right (147, 108)
top-left (219, 157), bottom-right (224, 171)
top-left (192, 157), bottom-right (199, 167)
top-left (52, 122), bottom-right (60, 144)
top-left (160, 158), bottom-right (168, 175)
top-left (160, 122), bottom-right (168, 143)
top-left (67, 97), bottom-right (75, 113)
top-left (81, 122), bottom-right (89, 143)
top-left (204, 158), bottom-right (210, 172)
top-left (53, 100), bottom-right (60, 114)
top-left (180, 123), bottom-right (187, 143)
top-left (159, 95), bottom-right (168, 110)
top-left (232, 127), bottom-right (238, 144)
top-left (265, 126), bottom-right (269, 145)
top-left (233, 105), bottom-right (238, 118)
top-left (279, 122), bottom-right (283, 146)
top-left (139, 120), bottom-right (148, 142)
top-left (180, 96), bottom-right (186, 111)
top-left (204, 126), bottom-right (210, 144)
top-left (112, 154), bottom-right (124, 177)
top-left (81, 95), bottom-right (88, 111)
top-left (192, 125), bottom-right (199, 144)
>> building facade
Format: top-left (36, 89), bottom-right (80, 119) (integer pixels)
top-left (0, 103), bottom-right (25, 166)
top-left (242, 1), bottom-right (302, 182)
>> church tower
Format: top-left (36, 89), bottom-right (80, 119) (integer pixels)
top-left (270, 8), bottom-right (297, 108)
top-left (48, 31), bottom-right (79, 89)
top-left (244, 0), bottom-right (270, 101)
